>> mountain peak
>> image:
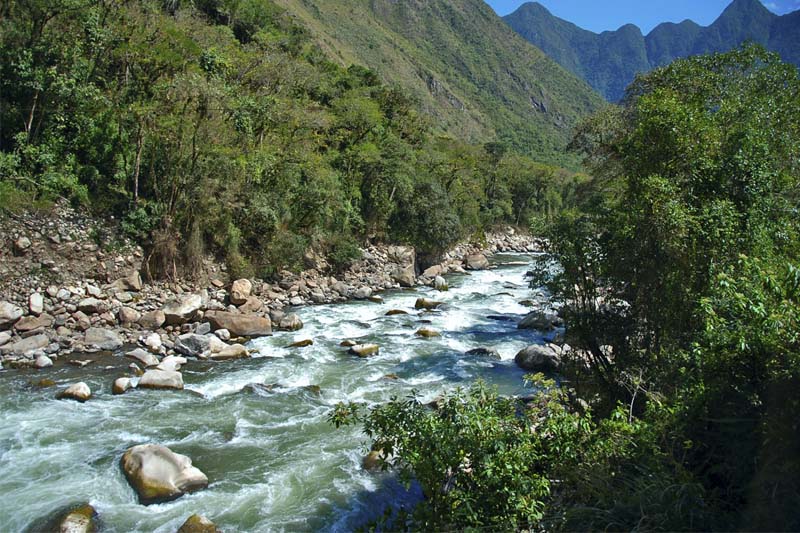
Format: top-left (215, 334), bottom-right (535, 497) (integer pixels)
top-left (716, 0), bottom-right (775, 21)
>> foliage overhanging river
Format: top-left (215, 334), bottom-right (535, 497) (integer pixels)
top-left (0, 254), bottom-right (556, 532)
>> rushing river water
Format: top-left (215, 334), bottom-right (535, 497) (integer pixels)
top-left (0, 254), bottom-right (555, 532)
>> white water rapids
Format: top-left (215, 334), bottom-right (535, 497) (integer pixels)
top-left (0, 254), bottom-right (556, 532)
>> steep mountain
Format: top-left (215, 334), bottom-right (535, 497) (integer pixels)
top-left (505, 0), bottom-right (800, 101)
top-left (272, 0), bottom-right (604, 166)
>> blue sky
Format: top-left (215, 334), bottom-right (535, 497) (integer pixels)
top-left (486, 0), bottom-right (800, 34)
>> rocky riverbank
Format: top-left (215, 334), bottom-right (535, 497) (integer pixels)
top-left (0, 201), bottom-right (542, 373)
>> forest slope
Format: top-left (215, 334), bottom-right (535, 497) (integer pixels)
top-left (272, 0), bottom-right (604, 167)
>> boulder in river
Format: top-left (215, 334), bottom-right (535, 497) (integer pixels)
top-left (120, 444), bottom-right (208, 505)
top-left (415, 328), bottom-right (441, 338)
top-left (277, 313), bottom-right (303, 332)
top-left (205, 311), bottom-right (272, 337)
top-left (288, 339), bottom-right (313, 348)
top-left (163, 293), bottom-right (204, 325)
top-left (415, 298), bottom-right (444, 310)
top-left (113, 377), bottom-right (134, 395)
top-left (434, 276), bottom-right (448, 292)
top-left (0, 301), bottom-right (24, 330)
top-left (210, 344), bottom-right (249, 361)
top-left (391, 265), bottom-right (416, 287)
top-left (349, 344), bottom-right (380, 357)
top-left (56, 503), bottom-right (96, 533)
top-left (57, 382), bottom-right (92, 402)
top-left (178, 514), bottom-right (220, 533)
top-left (514, 345), bottom-right (560, 373)
top-left (175, 333), bottom-right (213, 358)
top-left (138, 369), bottom-right (184, 390)
top-left (518, 310), bottom-right (562, 331)
top-left (465, 253), bottom-right (490, 270)
top-left (465, 347), bottom-right (501, 360)
top-left (385, 309), bottom-right (408, 316)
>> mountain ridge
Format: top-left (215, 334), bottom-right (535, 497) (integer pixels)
top-left (504, 0), bottom-right (800, 101)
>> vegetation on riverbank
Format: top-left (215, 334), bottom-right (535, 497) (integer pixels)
top-left (336, 45), bottom-right (800, 531)
top-left (0, 0), bottom-right (580, 280)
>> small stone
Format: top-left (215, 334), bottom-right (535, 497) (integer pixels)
top-left (77, 297), bottom-right (108, 315)
top-left (115, 291), bottom-right (133, 304)
top-left (13, 236), bottom-right (32, 255)
top-left (340, 339), bottom-right (357, 347)
top-left (85, 285), bottom-right (102, 298)
top-left (434, 276), bottom-right (449, 292)
top-left (214, 329), bottom-right (231, 341)
top-left (230, 279), bottom-right (253, 305)
top-left (28, 292), bottom-right (44, 315)
top-left (385, 309), bottom-right (408, 316)
top-left (118, 307), bottom-right (141, 325)
top-left (57, 382), bottom-right (91, 402)
top-left (143, 332), bottom-right (162, 353)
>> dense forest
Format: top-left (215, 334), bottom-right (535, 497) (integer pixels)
top-left (0, 0), bottom-right (581, 279)
top-left (335, 44), bottom-right (800, 531)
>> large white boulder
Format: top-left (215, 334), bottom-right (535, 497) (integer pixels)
top-left (120, 444), bottom-right (208, 505)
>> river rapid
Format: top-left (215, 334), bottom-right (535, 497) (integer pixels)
top-left (0, 253), bottom-right (555, 532)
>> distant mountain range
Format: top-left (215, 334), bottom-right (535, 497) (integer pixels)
top-left (272, 0), bottom-right (603, 166)
top-left (504, 0), bottom-right (800, 101)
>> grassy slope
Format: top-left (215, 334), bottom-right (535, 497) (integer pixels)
top-left (273, 0), bottom-right (604, 167)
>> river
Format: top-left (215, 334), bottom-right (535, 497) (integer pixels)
top-left (0, 253), bottom-right (554, 532)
